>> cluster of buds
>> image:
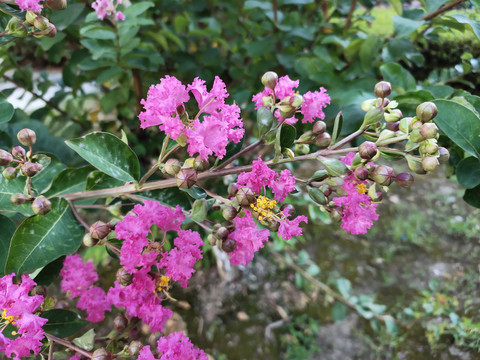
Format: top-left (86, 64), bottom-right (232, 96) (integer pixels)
top-left (162, 156), bottom-right (209, 189)
top-left (83, 220), bottom-right (115, 247)
top-left (2, 129), bottom-right (52, 215)
top-left (260, 71), bottom-right (305, 118)
top-left (294, 119), bottom-right (332, 155)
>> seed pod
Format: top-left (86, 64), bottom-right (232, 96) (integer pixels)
top-left (2, 167), bottom-right (17, 180)
top-left (31, 196), bottom-right (52, 215)
top-left (113, 315), bottom-right (128, 332)
top-left (0, 149), bottom-right (13, 166)
top-left (416, 102), bottom-right (438, 122)
top-left (90, 221), bottom-right (111, 240)
top-left (261, 71), bottom-right (278, 90)
top-left (222, 206), bottom-right (238, 221)
top-left (358, 141), bottom-right (378, 160)
top-left (314, 132), bottom-right (331, 148)
top-left (116, 268), bottom-right (133, 286)
top-left (10, 193), bottom-right (27, 205)
top-left (176, 168), bottom-right (197, 189)
top-left (235, 187), bottom-right (255, 206)
top-left (312, 121), bottom-right (327, 135)
top-left (92, 348), bottom-right (112, 360)
top-left (370, 165), bottom-right (395, 186)
top-left (374, 81), bottom-right (392, 98)
top-left (163, 159), bottom-right (181, 175)
top-left (83, 233), bottom-right (99, 247)
top-left (422, 156), bottom-right (439, 172)
top-left (438, 147), bottom-right (450, 163)
top-left (395, 172), bottom-right (414, 187)
top-left (222, 238), bottom-right (236, 253)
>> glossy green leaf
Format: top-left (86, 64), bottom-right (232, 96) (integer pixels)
top-left (80, 24), bottom-right (116, 40)
top-left (44, 166), bottom-right (94, 197)
top-left (456, 157), bottom-right (480, 189)
top-left (0, 215), bottom-right (15, 276)
top-left (391, 0), bottom-right (402, 14)
top-left (463, 185), bottom-right (480, 208)
top-left (450, 14), bottom-right (480, 41)
top-left (433, 100), bottom-right (480, 159)
top-left (65, 132), bottom-right (140, 182)
top-left (332, 301), bottom-right (348, 322)
top-left (380, 63), bottom-right (416, 93)
top-left (257, 107), bottom-right (274, 137)
top-left (0, 97), bottom-right (14, 123)
top-left (393, 16), bottom-right (424, 37)
top-left (33, 154), bottom-right (67, 194)
top-left (42, 309), bottom-right (88, 338)
top-left (336, 278), bottom-right (352, 298)
top-left (73, 329), bottom-right (95, 351)
top-left (137, 188), bottom-right (192, 209)
top-left (180, 185), bottom-right (207, 200)
top-left (4, 198), bottom-right (83, 274)
top-left (276, 123), bottom-right (296, 155)
top-left (0, 176), bottom-right (33, 216)
top-left (86, 170), bottom-right (124, 191)
top-left (33, 256), bottom-right (65, 286)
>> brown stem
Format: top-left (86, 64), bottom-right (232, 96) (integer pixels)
top-left (1, 75), bottom-right (87, 131)
top-left (68, 200), bottom-right (89, 231)
top-left (214, 139), bottom-right (263, 171)
top-left (330, 128), bottom-right (366, 150)
top-left (45, 333), bottom-right (93, 358)
top-left (104, 241), bottom-right (120, 255)
top-left (421, 0), bottom-right (467, 21)
top-left (344, 0), bottom-right (357, 31)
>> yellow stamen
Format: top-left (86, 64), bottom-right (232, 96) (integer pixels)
top-left (356, 183), bottom-right (367, 194)
top-left (2, 309), bottom-right (17, 325)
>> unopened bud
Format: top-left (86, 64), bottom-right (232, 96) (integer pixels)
top-left (113, 315), bottom-right (128, 332)
top-left (32, 196), bottom-right (52, 215)
top-left (0, 149), bottom-right (13, 166)
top-left (46, 0), bottom-right (67, 10)
top-left (208, 234), bottom-right (216, 246)
top-left (128, 340), bottom-right (142, 356)
top-left (395, 172), bottom-right (414, 187)
top-left (194, 156), bottom-right (209, 171)
top-left (31, 285), bottom-right (47, 297)
top-left (227, 183), bottom-right (238, 197)
top-left (374, 81), bottom-right (392, 98)
top-left (419, 139), bottom-right (438, 155)
top-left (409, 129), bottom-right (424, 143)
top-left (116, 268), bottom-right (132, 286)
top-left (294, 143), bottom-right (310, 155)
top-left (312, 121), bottom-right (327, 135)
top-left (314, 132), bottom-right (331, 148)
top-left (10, 193), bottom-right (27, 205)
top-left (319, 185), bottom-right (332, 197)
top-left (20, 162), bottom-right (43, 177)
top-left (419, 123), bottom-right (438, 139)
top-left (213, 226), bottom-right (229, 240)
top-left (222, 206), bottom-right (238, 221)
top-left (416, 102), bottom-right (438, 122)
top-left (406, 155), bottom-right (427, 175)
top-left (370, 165), bottom-right (395, 186)
top-left (83, 233), bottom-right (99, 247)
top-left (362, 107), bottom-right (384, 128)
top-left (438, 147), bottom-right (450, 163)
top-left (361, 99), bottom-right (377, 112)
top-left (12, 146), bottom-right (26, 160)
top-left (385, 121), bottom-right (400, 132)
top-left (163, 158), bottom-right (181, 175)
top-left (25, 11), bottom-right (37, 25)
top-left (319, 157), bottom-right (349, 177)
top-left (33, 16), bottom-right (50, 31)
top-left (298, 130), bottom-right (315, 143)
top-left (175, 168), bottom-right (197, 189)
top-left (377, 129), bottom-right (396, 143)
top-left (92, 348), bottom-right (112, 360)
top-left (422, 156), bottom-right (439, 172)
top-left (399, 117), bottom-right (413, 133)
top-left (235, 187), bottom-right (255, 206)
top-left (384, 109), bottom-right (402, 123)
top-left (148, 332), bottom-right (162, 348)
top-left (222, 238), bottom-right (236, 253)
top-left (90, 221), bottom-right (111, 240)
top-left (43, 23), bottom-right (57, 37)
top-left (291, 94), bottom-right (304, 108)
top-left (261, 71), bottom-right (278, 90)
top-left (5, 18), bottom-right (27, 37)
top-left (268, 221), bottom-right (280, 232)
top-left (17, 129), bottom-right (37, 146)
top-left (308, 187), bottom-right (327, 205)
top-left (358, 141), bottom-right (377, 160)
top-left (3, 167), bottom-right (17, 180)
top-left (354, 167), bottom-right (369, 181)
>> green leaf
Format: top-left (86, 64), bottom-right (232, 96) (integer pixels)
top-left (330, 111), bottom-right (343, 146)
top-left (73, 329), bottom-right (95, 351)
top-left (276, 123), bottom-right (296, 155)
top-left (65, 132), bottom-right (140, 182)
top-left (450, 15), bottom-right (480, 41)
top-left (0, 97), bottom-right (14, 123)
top-left (0, 215), bottom-right (15, 276)
top-left (180, 185), bottom-right (206, 200)
top-left (336, 278), bottom-right (351, 298)
top-left (332, 301), bottom-right (348, 322)
top-left (456, 157), bottom-right (480, 189)
top-left (33, 154), bottom-right (67, 194)
top-left (0, 176), bottom-right (33, 216)
top-left (359, 35), bottom-right (382, 71)
top-left (257, 107), bottom-right (274, 137)
top-left (463, 185), bottom-right (480, 208)
top-left (380, 63), bottom-right (416, 93)
top-left (44, 166), bottom-right (94, 197)
top-left (318, 157), bottom-right (349, 177)
top-left (136, 188), bottom-right (192, 209)
top-left (42, 309), bottom-right (88, 338)
top-left (33, 256), bottom-right (65, 286)
top-left (4, 198), bottom-right (83, 274)
top-left (122, 1), bottom-right (154, 17)
top-left (394, 90), bottom-right (434, 115)
top-left (80, 24), bottom-right (116, 40)
top-left (391, 0), bottom-right (402, 15)
top-left (433, 100), bottom-right (480, 159)
top-left (393, 16), bottom-right (425, 37)
top-left (191, 199), bottom-right (207, 222)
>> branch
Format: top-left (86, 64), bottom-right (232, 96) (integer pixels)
top-left (344, 0), bottom-right (357, 31)
top-left (45, 334), bottom-right (93, 359)
top-left (421, 0), bottom-right (467, 21)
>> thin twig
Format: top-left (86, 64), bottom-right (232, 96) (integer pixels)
top-left (214, 139), bottom-right (263, 171)
top-left (421, 0), bottom-right (467, 21)
top-left (48, 339), bottom-right (54, 360)
top-left (330, 128), bottom-right (367, 150)
top-left (45, 333), bottom-right (93, 358)
top-left (344, 0), bottom-right (357, 31)
top-left (68, 200), bottom-right (89, 231)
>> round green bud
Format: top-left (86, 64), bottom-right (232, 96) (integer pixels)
top-left (354, 167), bottom-right (369, 181)
top-left (33, 16), bottom-right (50, 31)
top-left (358, 141), bottom-right (378, 160)
top-left (17, 128), bottom-right (37, 147)
top-left (419, 139), bottom-right (438, 155)
top-left (213, 226), bottom-right (229, 241)
top-left (207, 234), bottom-right (216, 246)
top-left (298, 130), bottom-right (315, 143)
top-left (419, 123), bottom-right (438, 139)
top-left (83, 233), bottom-right (99, 247)
top-left (235, 187), bottom-right (255, 207)
top-left (92, 348), bottom-right (112, 360)
top-left (163, 158), bottom-right (181, 175)
top-left (32, 196), bottom-right (52, 215)
top-left (20, 162), bottom-right (43, 177)
top-left (406, 156), bottom-right (427, 175)
top-left (370, 165), bottom-right (395, 186)
top-left (294, 143), bottom-right (310, 155)
top-left (194, 156), bottom-right (209, 171)
top-left (261, 71), bottom-right (278, 90)
top-left (5, 18), bottom-right (27, 37)
top-left (395, 172), bottom-right (414, 188)
top-left (175, 168), bottom-right (197, 189)
top-left (409, 129), bottom-right (424, 143)
top-left (222, 238), bottom-right (236, 253)
top-left (312, 121), bottom-right (327, 135)
top-left (438, 147), bottom-right (450, 163)
top-left (416, 102), bottom-right (438, 122)
top-left (10, 193), bottom-right (27, 205)
top-left (0, 149), bottom-right (13, 166)
top-left (113, 314), bottom-right (128, 332)
top-left (361, 99), bottom-right (376, 112)
top-left (90, 221), bottom-right (111, 240)
top-left (222, 206), bottom-right (238, 221)
top-left (291, 94), bottom-right (304, 108)
top-left (384, 109), bottom-right (402, 123)
top-left (3, 167), bottom-right (17, 180)
top-left (374, 81), bottom-right (392, 98)
top-left (314, 132), bottom-right (331, 148)
top-left (116, 267), bottom-right (133, 286)
top-left (422, 156), bottom-right (439, 172)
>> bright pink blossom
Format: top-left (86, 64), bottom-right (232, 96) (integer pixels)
top-left (271, 169), bottom-right (296, 202)
top-left (278, 215), bottom-right (308, 240)
top-left (236, 157), bottom-right (277, 194)
top-left (92, 0), bottom-right (125, 21)
top-left (76, 287), bottom-right (110, 323)
top-left (227, 210), bottom-right (270, 266)
top-left (14, 0), bottom-right (42, 12)
top-left (0, 274), bottom-right (47, 360)
top-left (300, 88), bottom-right (331, 123)
top-left (139, 332), bottom-right (208, 360)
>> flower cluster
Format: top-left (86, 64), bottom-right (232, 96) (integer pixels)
top-left (332, 153), bottom-right (379, 235)
top-left (139, 76), bottom-right (245, 160)
top-left (14, 0), bottom-right (42, 12)
top-left (60, 254), bottom-right (110, 322)
top-left (92, 0), bottom-right (125, 21)
top-left (0, 274), bottom-right (47, 360)
top-left (108, 200), bottom-right (204, 331)
top-left (252, 75), bottom-right (330, 124)
top-left (138, 332), bottom-right (208, 360)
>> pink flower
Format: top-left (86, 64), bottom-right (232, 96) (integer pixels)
top-left (187, 76), bottom-right (228, 114)
top-left (271, 169), bottom-right (296, 202)
top-left (116, 11), bottom-right (125, 20)
top-left (227, 210), bottom-right (270, 266)
top-left (236, 156), bottom-right (277, 194)
top-left (60, 255), bottom-right (110, 322)
top-left (92, 0), bottom-right (125, 21)
top-left (278, 215), bottom-right (308, 240)
top-left (15, 0), bottom-right (42, 12)
top-left (139, 332), bottom-right (208, 360)
top-left (300, 88), bottom-right (331, 123)
top-left (0, 274), bottom-right (47, 360)
top-left (185, 115), bottom-right (229, 159)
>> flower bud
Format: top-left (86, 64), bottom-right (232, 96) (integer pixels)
top-left (384, 109), bottom-right (402, 123)
top-left (268, 221), bottom-right (280, 232)
top-left (34, 16), bottom-right (50, 31)
top-left (361, 107), bottom-right (384, 128)
top-left (292, 94), bottom-right (304, 108)
top-left (235, 187), bottom-right (255, 206)
top-left (385, 121), bottom-right (400, 132)
top-left (46, 0), bottom-right (67, 10)
top-left (113, 314), bottom-right (128, 332)
top-left (163, 158), bottom-right (181, 175)
top-left (92, 348), bottom-right (112, 360)
top-left (438, 147), bottom-right (450, 163)
top-left (129, 327), bottom-right (141, 340)
top-left (280, 203), bottom-right (296, 218)
top-left (419, 139), bottom-right (438, 155)
top-left (370, 165), bottom-right (395, 186)
top-left (10, 193), bottom-right (27, 205)
top-left (149, 332), bottom-right (162, 348)
top-left (222, 206), bottom-right (238, 221)
top-left (422, 156), bottom-right (439, 172)
top-left (406, 155), bottom-right (427, 175)
top-left (128, 340), bottom-right (142, 356)
top-left (361, 99), bottom-right (376, 112)
top-left (261, 71), bottom-right (278, 90)
top-left (116, 268), bottom-right (133, 286)
top-left (298, 130), bottom-right (315, 143)
top-left (354, 167), bottom-right (369, 181)
top-left (358, 141), bottom-right (377, 160)
top-left (374, 81), bottom-right (392, 98)
top-left (213, 226), bottom-right (229, 241)
top-left (399, 117), bottom-right (413, 133)
top-left (0, 149), bottom-right (13, 166)
top-left (3, 167), bottom-right (17, 180)
top-left (395, 172), bottom-right (414, 188)
top-left (17, 129), bottom-right (37, 146)
top-left (25, 11), bottom-right (37, 25)
top-left (228, 183), bottom-right (238, 197)
top-left (32, 196), bottom-right (52, 215)
top-left (319, 185), bottom-right (332, 197)
top-left (308, 187), bottom-right (327, 205)
top-left (175, 168), bottom-right (197, 189)
top-left (294, 143), bottom-right (310, 155)
top-left (31, 285), bottom-right (47, 297)
top-left (21, 162), bottom-right (43, 177)
top-left (90, 221), bottom-right (111, 240)
top-left (194, 156), bottom-right (209, 171)
top-left (262, 96), bottom-right (274, 108)
top-left (207, 234), bottom-right (216, 246)
top-left (222, 238), bottom-right (236, 253)
top-left (419, 123), bottom-right (438, 139)
top-left (83, 233), bottom-right (99, 247)
top-left (319, 157), bottom-right (349, 177)
top-left (5, 18), bottom-right (28, 37)
top-left (12, 146), bottom-right (26, 160)
top-left (312, 121), bottom-right (327, 135)
top-left (314, 132), bottom-right (331, 148)
top-left (416, 102), bottom-right (438, 122)
top-left (409, 129), bottom-right (424, 143)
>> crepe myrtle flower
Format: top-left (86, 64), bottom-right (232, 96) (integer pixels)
top-left (14, 0), bottom-right (43, 12)
top-left (138, 331), bottom-right (208, 360)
